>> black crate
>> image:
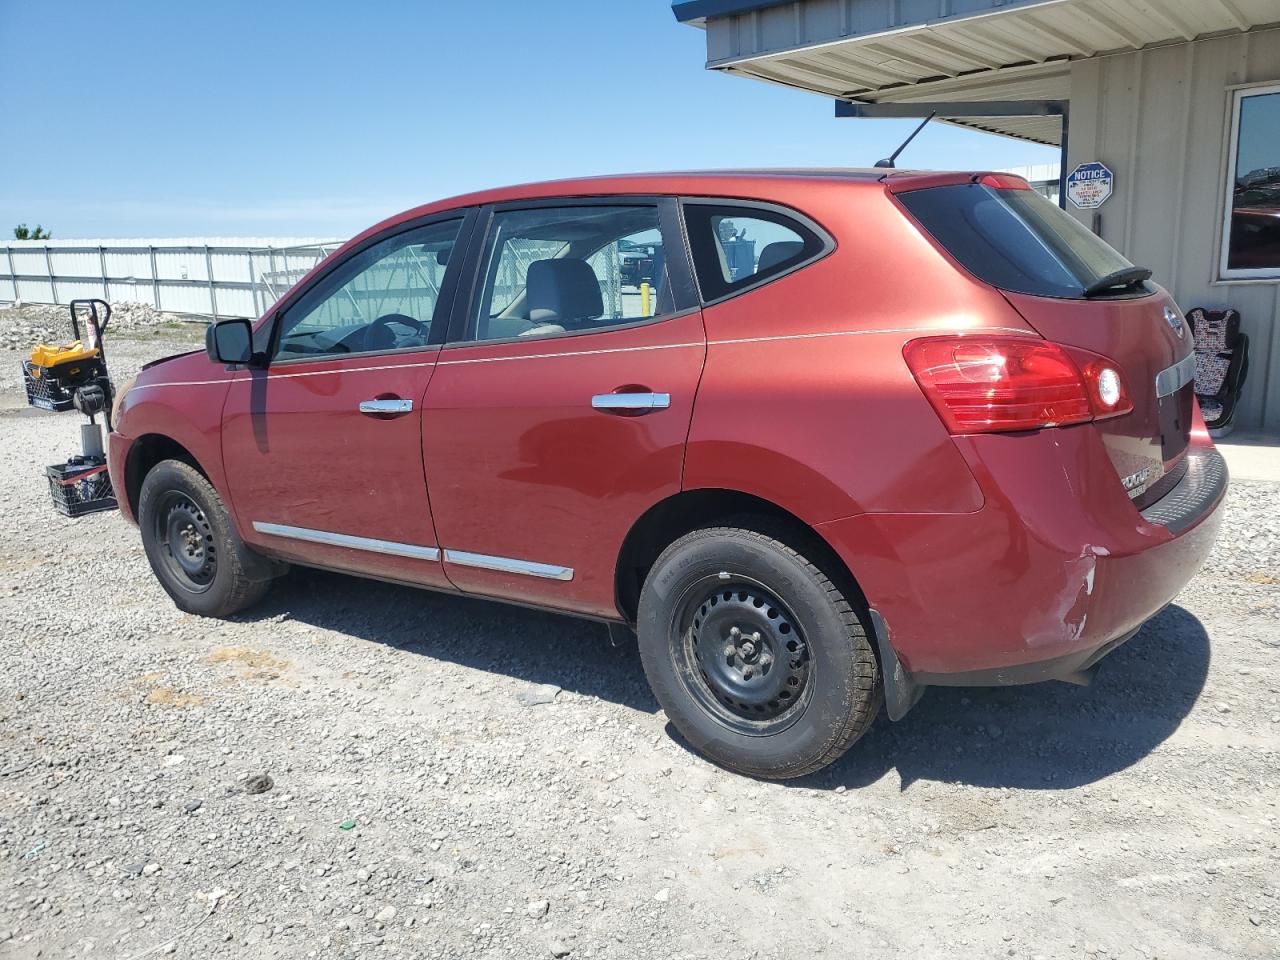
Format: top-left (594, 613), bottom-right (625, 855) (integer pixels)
top-left (22, 354), bottom-right (109, 414)
top-left (46, 460), bottom-right (118, 518)
top-left (23, 360), bottom-right (78, 412)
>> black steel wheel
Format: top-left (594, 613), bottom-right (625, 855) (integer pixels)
top-left (674, 578), bottom-right (812, 735)
top-left (138, 459), bottom-right (278, 617)
top-left (637, 524), bottom-right (881, 780)
top-left (153, 491), bottom-right (217, 592)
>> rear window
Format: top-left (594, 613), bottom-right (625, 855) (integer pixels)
top-left (898, 183), bottom-right (1148, 299)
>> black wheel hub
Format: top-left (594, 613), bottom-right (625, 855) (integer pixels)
top-left (687, 585), bottom-right (809, 723)
top-left (156, 494), bottom-right (216, 590)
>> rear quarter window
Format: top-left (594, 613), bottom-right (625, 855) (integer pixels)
top-left (683, 202), bottom-right (830, 303)
top-left (898, 183), bottom-right (1149, 300)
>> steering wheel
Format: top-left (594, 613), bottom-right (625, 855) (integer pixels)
top-left (364, 313), bottom-right (429, 351)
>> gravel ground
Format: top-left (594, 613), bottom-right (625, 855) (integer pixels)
top-left (1, 322), bottom-right (1278, 960)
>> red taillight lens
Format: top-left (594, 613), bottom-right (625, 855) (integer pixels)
top-left (903, 336), bottom-right (1131, 434)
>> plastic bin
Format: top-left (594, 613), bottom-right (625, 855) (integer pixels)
top-left (46, 458), bottom-right (118, 517)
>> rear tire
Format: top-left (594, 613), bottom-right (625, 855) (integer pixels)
top-left (138, 459), bottom-right (272, 618)
top-left (637, 525), bottom-right (881, 780)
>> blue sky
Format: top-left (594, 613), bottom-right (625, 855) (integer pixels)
top-left (1, 1), bottom-right (1057, 240)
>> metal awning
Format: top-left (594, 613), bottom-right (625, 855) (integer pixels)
top-left (674, 0), bottom-right (1280, 145)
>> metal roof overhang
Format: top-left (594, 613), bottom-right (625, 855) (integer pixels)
top-left (674, 0), bottom-right (1280, 145)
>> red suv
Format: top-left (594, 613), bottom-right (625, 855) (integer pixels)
top-left (108, 171), bottom-right (1226, 779)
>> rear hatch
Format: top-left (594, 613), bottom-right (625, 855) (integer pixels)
top-left (892, 174), bottom-right (1195, 505)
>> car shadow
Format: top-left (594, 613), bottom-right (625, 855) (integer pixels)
top-left (791, 603), bottom-right (1212, 792)
top-left (242, 570), bottom-right (1210, 792)
top-left (240, 567), bottom-right (659, 713)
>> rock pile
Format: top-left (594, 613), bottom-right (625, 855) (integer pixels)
top-left (0, 300), bottom-right (183, 350)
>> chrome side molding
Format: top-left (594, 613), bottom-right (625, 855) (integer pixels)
top-left (442, 549), bottom-right (574, 581)
top-left (1154, 353), bottom-right (1196, 399)
top-left (252, 522), bottom-right (440, 561)
top-left (251, 522), bottom-right (574, 581)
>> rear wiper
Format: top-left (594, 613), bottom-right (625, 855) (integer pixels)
top-left (1082, 266), bottom-right (1153, 298)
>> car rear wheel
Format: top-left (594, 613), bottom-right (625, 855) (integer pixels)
top-left (138, 459), bottom-right (273, 618)
top-left (636, 525), bottom-right (881, 780)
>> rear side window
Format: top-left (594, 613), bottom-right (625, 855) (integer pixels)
top-left (898, 183), bottom-right (1146, 299)
top-left (683, 203), bottom-right (827, 302)
top-left (465, 204), bottom-right (675, 343)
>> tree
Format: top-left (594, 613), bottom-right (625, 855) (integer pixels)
top-left (13, 224), bottom-right (52, 240)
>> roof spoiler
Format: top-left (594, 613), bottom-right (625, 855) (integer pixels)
top-left (880, 171), bottom-right (1032, 193)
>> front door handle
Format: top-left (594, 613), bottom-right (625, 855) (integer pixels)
top-left (591, 392), bottom-right (671, 413)
top-left (359, 398), bottom-right (414, 416)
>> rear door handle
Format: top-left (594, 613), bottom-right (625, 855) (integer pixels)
top-left (591, 392), bottom-right (671, 413)
top-left (359, 398), bottom-right (414, 415)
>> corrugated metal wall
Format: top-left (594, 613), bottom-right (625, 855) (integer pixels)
top-left (1068, 27), bottom-right (1280, 432)
top-left (0, 237), bottom-right (339, 320)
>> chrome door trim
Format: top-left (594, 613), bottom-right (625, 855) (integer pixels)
top-left (591, 392), bottom-right (671, 411)
top-left (442, 549), bottom-right (574, 581)
top-left (252, 522), bottom-right (440, 561)
top-left (1154, 353), bottom-right (1196, 399)
top-left (359, 398), bottom-right (414, 414)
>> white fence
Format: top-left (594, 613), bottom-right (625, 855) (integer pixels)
top-left (0, 237), bottom-right (342, 320)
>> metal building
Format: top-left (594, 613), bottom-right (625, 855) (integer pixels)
top-left (674, 0), bottom-right (1280, 434)
top-left (1, 237), bottom-right (338, 319)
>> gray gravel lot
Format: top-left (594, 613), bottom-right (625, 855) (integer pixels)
top-left (1, 316), bottom-right (1278, 959)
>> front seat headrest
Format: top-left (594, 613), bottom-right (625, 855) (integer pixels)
top-left (527, 258), bottom-right (603, 324)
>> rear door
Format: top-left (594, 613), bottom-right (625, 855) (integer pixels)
top-left (222, 213), bottom-right (473, 587)
top-left (422, 198), bottom-right (704, 617)
top-left (895, 179), bottom-right (1194, 505)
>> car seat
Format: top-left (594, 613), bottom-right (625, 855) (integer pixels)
top-left (1186, 306), bottom-right (1249, 430)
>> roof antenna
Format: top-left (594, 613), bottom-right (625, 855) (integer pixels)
top-left (874, 111), bottom-right (937, 169)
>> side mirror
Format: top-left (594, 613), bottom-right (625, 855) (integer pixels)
top-left (206, 318), bottom-right (255, 366)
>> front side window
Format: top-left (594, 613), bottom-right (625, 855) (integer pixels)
top-left (683, 203), bottom-right (827, 302)
top-left (1221, 83), bottom-right (1280, 280)
top-left (466, 205), bottom-right (672, 343)
top-left (274, 219), bottom-right (462, 360)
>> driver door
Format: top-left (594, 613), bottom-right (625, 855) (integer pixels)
top-left (222, 212), bottom-right (473, 587)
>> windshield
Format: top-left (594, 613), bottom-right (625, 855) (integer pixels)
top-left (898, 183), bottom-right (1148, 299)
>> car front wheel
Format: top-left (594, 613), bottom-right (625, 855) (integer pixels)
top-left (637, 525), bottom-right (881, 780)
top-left (138, 459), bottom-right (274, 618)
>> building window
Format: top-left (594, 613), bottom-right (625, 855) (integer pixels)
top-left (1221, 83), bottom-right (1280, 280)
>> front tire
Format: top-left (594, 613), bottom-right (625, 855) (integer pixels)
top-left (138, 459), bottom-right (272, 617)
top-left (637, 525), bottom-right (881, 779)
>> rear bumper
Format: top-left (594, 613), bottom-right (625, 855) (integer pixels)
top-left (1137, 446), bottom-right (1228, 534)
top-left (818, 427), bottom-right (1227, 699)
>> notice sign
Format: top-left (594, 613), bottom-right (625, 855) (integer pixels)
top-left (1066, 162), bottom-right (1114, 209)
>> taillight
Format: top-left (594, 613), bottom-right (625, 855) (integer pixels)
top-left (903, 336), bottom-right (1132, 434)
